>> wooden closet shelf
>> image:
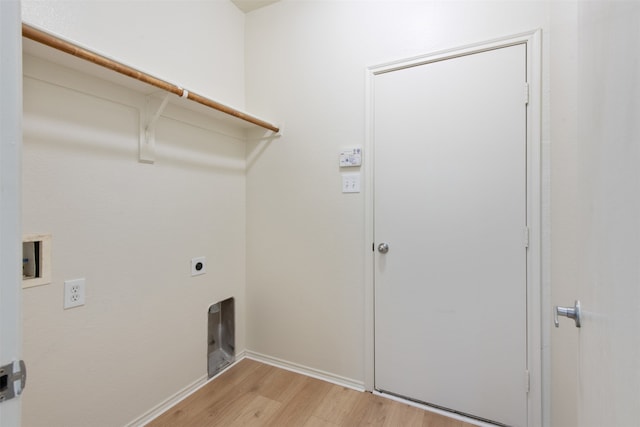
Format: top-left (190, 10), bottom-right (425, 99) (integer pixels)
top-left (21, 23), bottom-right (280, 134)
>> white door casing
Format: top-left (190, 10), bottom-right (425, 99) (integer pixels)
top-left (0, 0), bottom-right (23, 424)
top-left (364, 30), bottom-right (543, 427)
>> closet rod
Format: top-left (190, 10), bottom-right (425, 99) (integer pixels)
top-left (22, 23), bottom-right (280, 133)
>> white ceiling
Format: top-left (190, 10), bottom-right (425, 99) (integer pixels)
top-left (231, 0), bottom-right (280, 13)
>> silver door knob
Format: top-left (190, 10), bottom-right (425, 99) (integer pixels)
top-left (554, 300), bottom-right (581, 328)
top-left (378, 243), bottom-right (389, 254)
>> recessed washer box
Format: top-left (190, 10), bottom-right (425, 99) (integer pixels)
top-left (22, 233), bottom-right (52, 288)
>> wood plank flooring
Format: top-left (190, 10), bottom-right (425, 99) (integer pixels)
top-left (148, 359), bottom-right (476, 427)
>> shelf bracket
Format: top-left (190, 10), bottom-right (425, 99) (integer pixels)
top-left (139, 92), bottom-right (171, 164)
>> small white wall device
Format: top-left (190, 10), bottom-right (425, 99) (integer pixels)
top-left (339, 146), bottom-right (362, 167)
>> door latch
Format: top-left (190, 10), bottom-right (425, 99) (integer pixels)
top-left (0, 360), bottom-right (26, 403)
top-left (554, 300), bottom-right (581, 328)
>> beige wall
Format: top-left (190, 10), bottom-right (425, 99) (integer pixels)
top-left (22, 0), bottom-right (246, 108)
top-left (245, 1), bottom-right (580, 426)
top-left (19, 1), bottom-right (601, 426)
top-left (21, 2), bottom-right (248, 426)
top-left (548, 2), bottom-right (580, 425)
top-left (244, 0), bottom-right (548, 386)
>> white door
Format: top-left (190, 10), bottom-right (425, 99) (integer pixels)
top-left (559, 3), bottom-right (640, 427)
top-left (0, 0), bottom-right (23, 424)
top-left (374, 44), bottom-right (528, 426)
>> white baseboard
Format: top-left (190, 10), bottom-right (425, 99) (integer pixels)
top-left (245, 350), bottom-right (365, 392)
top-left (126, 351), bottom-right (247, 427)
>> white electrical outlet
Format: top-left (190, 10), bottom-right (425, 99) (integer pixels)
top-left (64, 278), bottom-right (85, 309)
top-left (191, 257), bottom-right (206, 276)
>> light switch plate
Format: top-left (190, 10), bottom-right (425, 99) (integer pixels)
top-left (342, 173), bottom-right (361, 193)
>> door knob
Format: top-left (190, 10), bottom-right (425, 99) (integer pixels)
top-left (554, 300), bottom-right (581, 328)
top-left (378, 243), bottom-right (389, 254)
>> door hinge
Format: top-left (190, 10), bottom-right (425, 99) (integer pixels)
top-left (524, 82), bottom-right (530, 105)
top-left (524, 227), bottom-right (530, 248)
top-left (0, 360), bottom-right (26, 403)
top-left (525, 369), bottom-right (530, 393)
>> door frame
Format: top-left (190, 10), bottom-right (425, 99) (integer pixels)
top-left (0, 0), bottom-right (23, 424)
top-left (363, 30), bottom-right (545, 427)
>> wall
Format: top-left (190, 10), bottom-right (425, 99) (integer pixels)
top-left (548, 2), bottom-right (580, 426)
top-left (17, 1), bottom-right (605, 425)
top-left (245, 1), bottom-right (586, 425)
top-left (245, 0), bottom-right (552, 392)
top-left (575, 2), bottom-right (640, 426)
top-left (21, 2), bottom-right (248, 426)
top-left (22, 0), bottom-right (246, 109)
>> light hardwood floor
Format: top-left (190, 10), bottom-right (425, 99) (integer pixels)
top-left (148, 359), bottom-right (476, 427)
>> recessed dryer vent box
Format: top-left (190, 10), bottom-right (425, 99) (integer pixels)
top-left (208, 297), bottom-right (235, 378)
top-left (22, 233), bottom-right (52, 288)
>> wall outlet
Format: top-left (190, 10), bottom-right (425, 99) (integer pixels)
top-left (191, 257), bottom-right (206, 276)
top-left (64, 278), bottom-right (85, 309)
